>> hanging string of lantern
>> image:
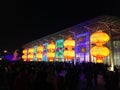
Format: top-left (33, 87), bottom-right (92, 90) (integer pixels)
top-left (90, 31), bottom-right (110, 63)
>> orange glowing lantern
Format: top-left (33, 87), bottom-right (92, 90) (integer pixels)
top-left (37, 45), bottom-right (43, 53)
top-left (28, 54), bottom-right (34, 61)
top-left (22, 55), bottom-right (27, 61)
top-left (90, 31), bottom-right (110, 46)
top-left (64, 50), bottom-right (74, 60)
top-left (28, 48), bottom-right (34, 53)
top-left (48, 43), bottom-right (55, 50)
top-left (23, 49), bottom-right (27, 54)
top-left (47, 42), bottom-right (55, 62)
top-left (47, 52), bottom-right (55, 62)
top-left (91, 46), bottom-right (110, 63)
top-left (64, 37), bottom-right (75, 48)
top-left (36, 53), bottom-right (42, 61)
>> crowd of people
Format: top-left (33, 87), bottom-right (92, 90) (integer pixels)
top-left (0, 60), bottom-right (120, 90)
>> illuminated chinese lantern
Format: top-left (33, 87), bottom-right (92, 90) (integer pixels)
top-left (47, 52), bottom-right (55, 62)
top-left (28, 54), bottom-right (34, 61)
top-left (23, 49), bottom-right (27, 54)
top-left (64, 37), bottom-right (75, 48)
top-left (37, 45), bottom-right (43, 53)
top-left (90, 31), bottom-right (110, 46)
top-left (64, 50), bottom-right (74, 60)
top-left (22, 55), bottom-right (27, 61)
top-left (48, 43), bottom-right (55, 50)
top-left (28, 48), bottom-right (34, 53)
top-left (36, 53), bottom-right (42, 61)
top-left (91, 46), bottom-right (110, 63)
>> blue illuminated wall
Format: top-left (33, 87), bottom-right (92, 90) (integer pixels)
top-left (76, 32), bottom-right (90, 62)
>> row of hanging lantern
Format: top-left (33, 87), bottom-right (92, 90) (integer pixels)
top-left (90, 31), bottom-right (110, 63)
top-left (22, 37), bottom-right (75, 62)
top-left (22, 31), bottom-right (111, 63)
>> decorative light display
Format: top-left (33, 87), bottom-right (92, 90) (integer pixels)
top-left (64, 37), bottom-right (75, 61)
top-left (90, 31), bottom-right (110, 63)
top-left (47, 42), bottom-right (55, 62)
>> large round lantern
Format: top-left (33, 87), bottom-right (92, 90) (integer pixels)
top-left (90, 31), bottom-right (110, 45)
top-left (48, 43), bottom-right (55, 50)
top-left (91, 46), bottom-right (110, 63)
top-left (64, 37), bottom-right (75, 48)
top-left (28, 54), bottom-right (34, 61)
top-left (22, 49), bottom-right (27, 54)
top-left (36, 53), bottom-right (42, 61)
top-left (47, 52), bottom-right (55, 62)
top-left (28, 48), bottom-right (34, 53)
top-left (37, 45), bottom-right (43, 53)
top-left (64, 50), bottom-right (74, 60)
top-left (22, 55), bottom-right (27, 61)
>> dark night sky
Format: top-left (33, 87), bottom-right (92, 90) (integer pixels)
top-left (0, 1), bottom-right (120, 52)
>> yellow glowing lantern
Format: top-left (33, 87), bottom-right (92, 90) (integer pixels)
top-left (36, 53), bottom-right (42, 61)
top-left (47, 52), bottom-right (55, 62)
top-left (91, 46), bottom-right (110, 63)
top-left (28, 48), bottom-right (34, 53)
top-left (23, 49), bottom-right (27, 54)
top-left (48, 43), bottom-right (55, 50)
top-left (28, 54), bottom-right (34, 61)
top-left (22, 55), bottom-right (27, 61)
top-left (64, 38), bottom-right (75, 48)
top-left (90, 31), bottom-right (110, 45)
top-left (64, 50), bottom-right (74, 60)
top-left (37, 46), bottom-right (43, 53)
